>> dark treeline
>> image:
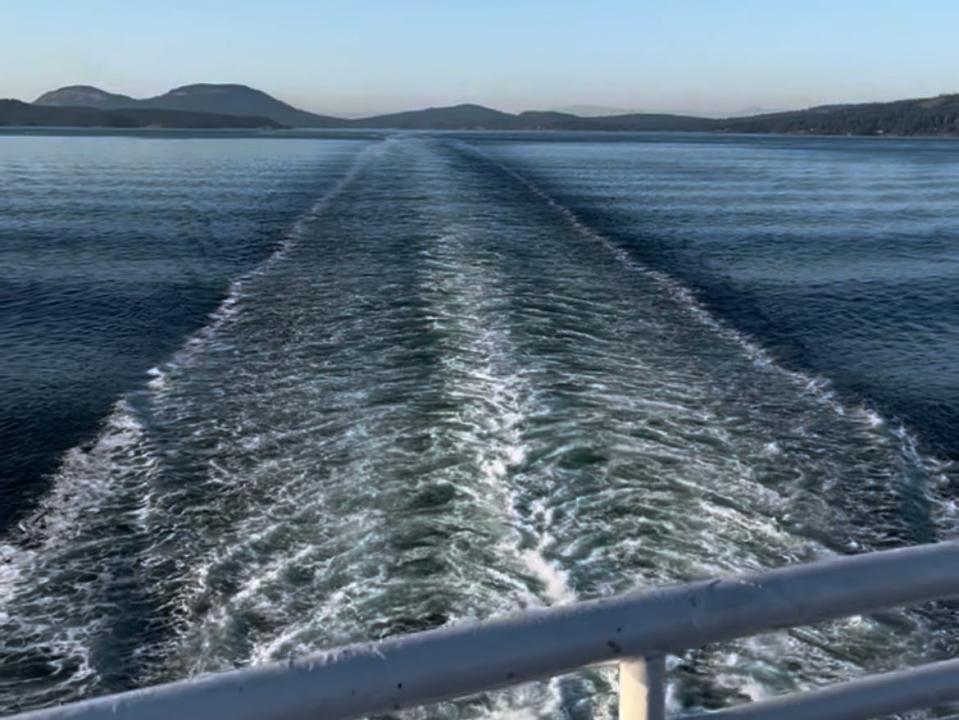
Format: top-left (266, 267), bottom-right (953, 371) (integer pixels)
top-left (0, 100), bottom-right (284, 129)
top-left (718, 95), bottom-right (959, 136)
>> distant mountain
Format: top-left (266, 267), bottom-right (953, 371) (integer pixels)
top-left (723, 105), bottom-right (791, 118)
top-left (34, 85), bottom-right (137, 109)
top-left (517, 111), bottom-right (715, 132)
top-left (0, 100), bottom-right (285, 129)
top-left (550, 104), bottom-right (640, 117)
top-left (135, 84), bottom-right (343, 128)
top-left (35, 83), bottom-right (342, 128)
top-left (352, 103), bottom-right (518, 130)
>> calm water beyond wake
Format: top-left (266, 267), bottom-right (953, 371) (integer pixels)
top-left (2, 131), bottom-right (959, 717)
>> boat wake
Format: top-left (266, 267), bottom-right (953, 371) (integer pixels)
top-left (1, 135), bottom-right (956, 718)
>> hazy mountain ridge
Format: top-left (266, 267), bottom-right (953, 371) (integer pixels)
top-left (21, 84), bottom-right (959, 135)
top-left (550, 104), bottom-right (640, 117)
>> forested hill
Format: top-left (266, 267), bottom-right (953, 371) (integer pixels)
top-left (353, 96), bottom-right (959, 135)
top-left (0, 100), bottom-right (285, 129)
top-left (35, 84), bottom-right (347, 128)
top-left (719, 95), bottom-right (959, 136)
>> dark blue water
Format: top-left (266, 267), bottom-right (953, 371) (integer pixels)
top-left (1, 131), bottom-right (958, 718)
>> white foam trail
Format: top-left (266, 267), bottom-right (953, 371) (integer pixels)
top-left (424, 228), bottom-right (577, 610)
top-left (0, 398), bottom-right (156, 706)
top-left (12, 399), bottom-right (150, 548)
top-left (520, 550), bottom-right (575, 606)
top-left (0, 544), bottom-right (22, 623)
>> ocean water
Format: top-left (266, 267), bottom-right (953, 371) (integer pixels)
top-left (1, 131), bottom-right (958, 717)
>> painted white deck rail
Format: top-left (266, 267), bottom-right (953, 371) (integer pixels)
top-left (9, 541), bottom-right (959, 720)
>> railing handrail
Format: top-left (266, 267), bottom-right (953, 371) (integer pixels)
top-left (9, 541), bottom-right (959, 720)
top-left (684, 657), bottom-right (959, 720)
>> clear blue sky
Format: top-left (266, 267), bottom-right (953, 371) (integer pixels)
top-left (2, 0), bottom-right (957, 117)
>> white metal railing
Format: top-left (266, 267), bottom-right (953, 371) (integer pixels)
top-left (7, 541), bottom-right (959, 720)
top-left (685, 658), bottom-right (959, 720)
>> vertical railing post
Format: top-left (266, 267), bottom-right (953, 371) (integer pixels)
top-left (619, 655), bottom-right (666, 720)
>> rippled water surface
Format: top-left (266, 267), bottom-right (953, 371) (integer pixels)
top-left (2, 131), bottom-right (959, 717)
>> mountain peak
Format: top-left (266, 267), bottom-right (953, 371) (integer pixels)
top-left (137, 83), bottom-right (341, 127)
top-left (34, 85), bottom-right (136, 108)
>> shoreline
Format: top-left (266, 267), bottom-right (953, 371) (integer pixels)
top-left (1, 125), bottom-right (958, 140)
